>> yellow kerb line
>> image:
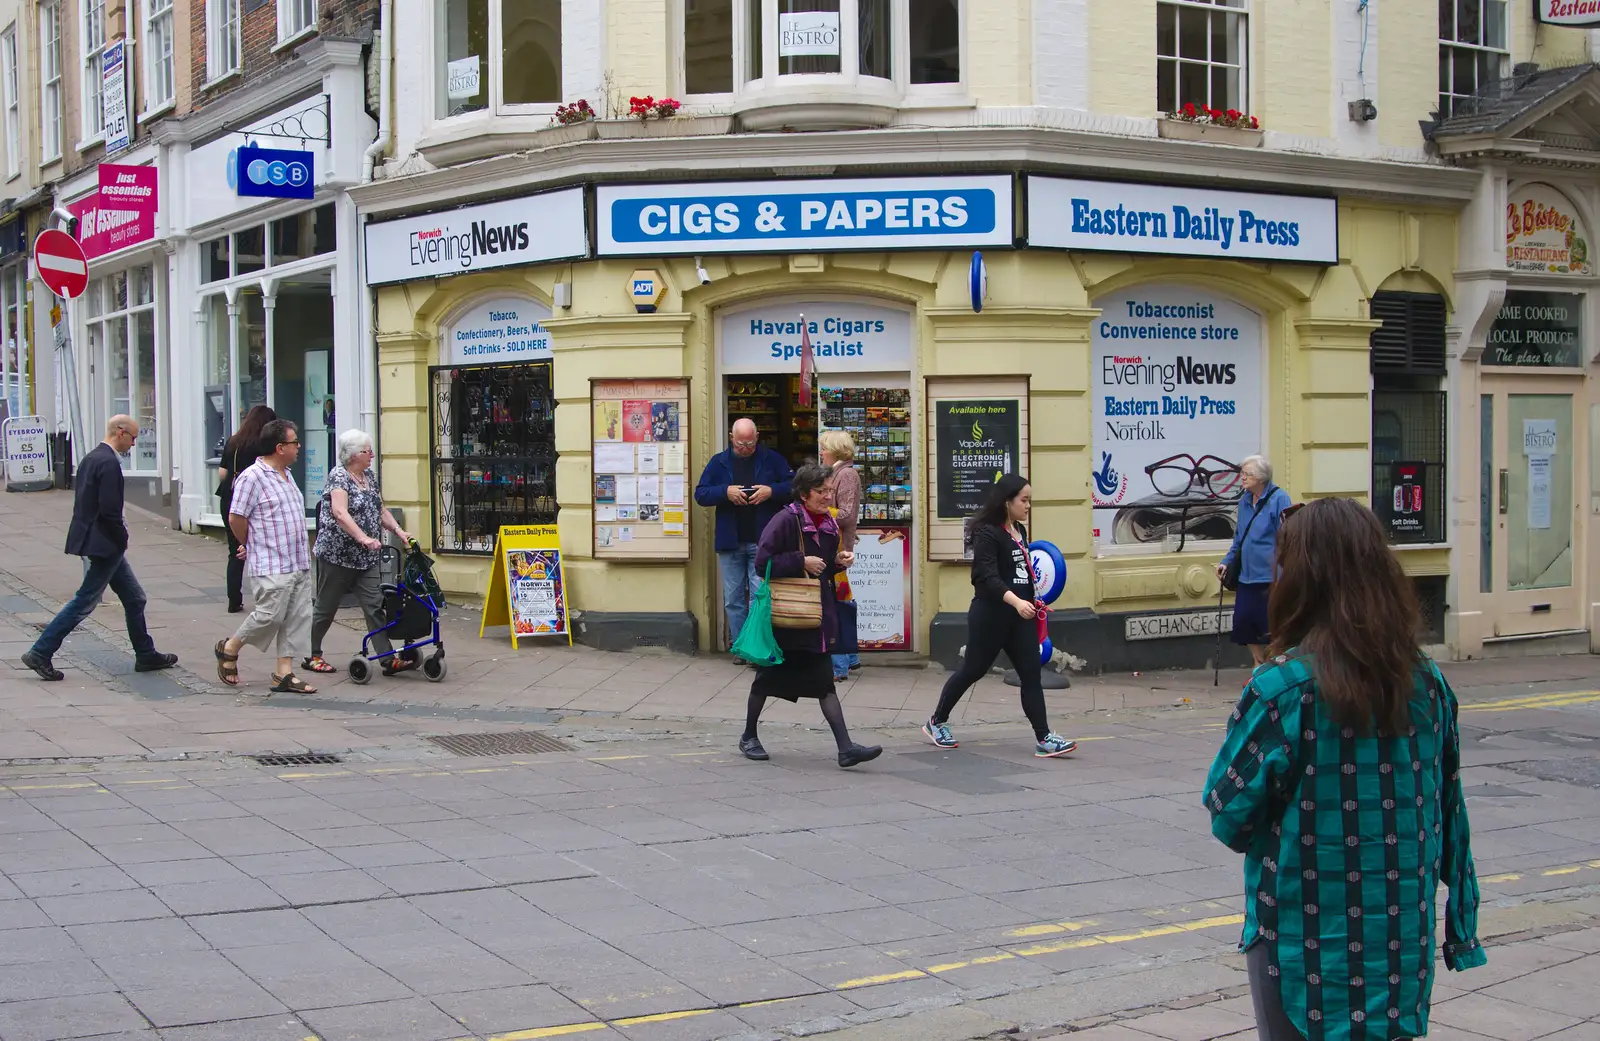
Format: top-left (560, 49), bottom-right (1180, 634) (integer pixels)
top-left (1460, 690), bottom-right (1600, 713)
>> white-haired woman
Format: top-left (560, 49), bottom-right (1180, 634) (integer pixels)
top-left (1215, 454), bottom-right (1292, 666)
top-left (303, 430), bottom-right (413, 676)
top-left (819, 429), bottom-right (861, 682)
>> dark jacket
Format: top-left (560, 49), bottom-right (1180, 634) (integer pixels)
top-left (754, 503), bottom-right (842, 653)
top-left (65, 443), bottom-right (129, 559)
top-left (694, 446), bottom-right (795, 552)
top-left (215, 437), bottom-right (256, 512)
top-left (969, 521), bottom-right (1036, 604)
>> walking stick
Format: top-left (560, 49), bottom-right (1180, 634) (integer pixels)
top-left (1214, 582), bottom-right (1225, 687)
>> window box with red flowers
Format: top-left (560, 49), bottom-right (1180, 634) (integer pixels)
top-left (1159, 105), bottom-right (1263, 148)
top-left (588, 96), bottom-right (733, 139)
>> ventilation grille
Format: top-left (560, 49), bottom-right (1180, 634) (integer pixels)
top-left (1370, 291), bottom-right (1448, 375)
top-left (248, 753), bottom-right (344, 766)
top-left (425, 732), bottom-right (573, 757)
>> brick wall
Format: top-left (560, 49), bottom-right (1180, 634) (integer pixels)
top-left (188, 0), bottom-right (377, 113)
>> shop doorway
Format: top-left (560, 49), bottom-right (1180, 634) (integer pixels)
top-left (1479, 378), bottom-right (1588, 636)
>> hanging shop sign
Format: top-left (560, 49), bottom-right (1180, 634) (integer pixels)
top-left (1536, 0), bottom-right (1600, 27)
top-left (479, 524), bottom-right (572, 649)
top-left (444, 296), bottom-right (553, 365)
top-left (719, 301), bottom-right (912, 374)
top-left (596, 176), bottom-right (1013, 256)
top-left (1027, 175), bottom-right (1338, 265)
top-left (1485, 290), bottom-right (1582, 367)
top-left (934, 399), bottom-right (1021, 519)
top-left (67, 188), bottom-right (156, 261)
top-left (231, 144), bottom-right (315, 200)
top-left (101, 40), bottom-right (131, 154)
top-left (364, 187), bottom-right (587, 286)
top-left (97, 164), bottom-right (158, 214)
top-left (1505, 184), bottom-right (1592, 274)
top-left (1090, 285), bottom-right (1263, 548)
top-left (851, 528), bottom-right (912, 650)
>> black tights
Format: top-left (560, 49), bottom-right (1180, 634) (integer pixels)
top-left (744, 691), bottom-right (854, 751)
top-left (931, 601), bottom-right (1050, 741)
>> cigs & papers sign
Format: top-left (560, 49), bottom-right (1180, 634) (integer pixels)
top-left (1537, 0), bottom-right (1600, 27)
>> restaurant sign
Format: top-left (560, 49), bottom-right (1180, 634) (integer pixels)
top-left (1536, 0), bottom-right (1600, 28)
top-left (1506, 183), bottom-right (1592, 275)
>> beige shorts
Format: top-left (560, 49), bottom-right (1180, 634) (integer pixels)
top-left (233, 569), bottom-right (313, 660)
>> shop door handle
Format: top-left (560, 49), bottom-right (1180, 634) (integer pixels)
top-left (1498, 469), bottom-right (1509, 514)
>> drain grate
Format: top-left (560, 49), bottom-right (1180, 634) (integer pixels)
top-left (248, 753), bottom-right (344, 766)
top-left (425, 731), bottom-right (573, 757)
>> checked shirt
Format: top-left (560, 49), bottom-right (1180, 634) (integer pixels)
top-left (1203, 650), bottom-right (1486, 1040)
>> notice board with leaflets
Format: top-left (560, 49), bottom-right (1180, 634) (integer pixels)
top-left (924, 375), bottom-right (1030, 561)
top-left (591, 378), bottom-right (692, 560)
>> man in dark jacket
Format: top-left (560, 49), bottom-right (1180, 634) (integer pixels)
top-left (20, 416), bottom-right (178, 681)
top-left (694, 418), bottom-right (794, 641)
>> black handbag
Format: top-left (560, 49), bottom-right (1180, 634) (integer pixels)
top-left (1222, 485), bottom-right (1274, 592)
top-left (833, 599), bottom-right (859, 655)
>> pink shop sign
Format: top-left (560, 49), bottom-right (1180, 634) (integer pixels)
top-left (97, 163), bottom-right (159, 215)
top-left (69, 190), bottom-right (156, 261)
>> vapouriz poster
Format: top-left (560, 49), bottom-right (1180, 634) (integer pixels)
top-left (1486, 291), bottom-right (1583, 367)
top-left (935, 400), bottom-right (1020, 519)
top-left (1091, 286), bottom-right (1262, 547)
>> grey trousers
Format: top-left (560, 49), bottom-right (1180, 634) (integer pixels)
top-left (310, 559), bottom-right (392, 658)
top-left (1246, 942), bottom-right (1306, 1041)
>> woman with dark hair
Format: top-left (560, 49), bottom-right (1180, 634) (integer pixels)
top-left (1203, 498), bottom-right (1485, 1040)
top-left (216, 405), bottom-right (276, 613)
top-left (922, 475), bottom-right (1077, 757)
top-left (740, 463), bottom-right (883, 769)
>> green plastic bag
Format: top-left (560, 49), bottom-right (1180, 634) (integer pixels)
top-left (731, 562), bottom-right (785, 667)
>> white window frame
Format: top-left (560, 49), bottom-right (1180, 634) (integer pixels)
top-left (79, 0), bottom-right (106, 142)
top-left (1, 27), bottom-right (18, 178)
top-left (1439, 0), bottom-right (1508, 120)
top-left (434, 0), bottom-right (567, 120)
top-left (677, 0), bottom-right (966, 104)
top-left (207, 0), bottom-right (242, 83)
top-left (1155, 0), bottom-right (1249, 116)
top-left (39, 2), bottom-right (62, 163)
top-left (278, 0), bottom-right (317, 44)
top-left (143, 0), bottom-right (176, 113)
top-left (84, 266), bottom-right (162, 475)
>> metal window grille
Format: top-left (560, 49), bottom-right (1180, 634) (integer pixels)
top-left (1371, 388), bottom-right (1446, 545)
top-left (429, 362), bottom-right (558, 555)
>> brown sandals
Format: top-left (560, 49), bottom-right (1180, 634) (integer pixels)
top-left (214, 640), bottom-right (240, 686)
top-left (270, 673), bottom-right (317, 694)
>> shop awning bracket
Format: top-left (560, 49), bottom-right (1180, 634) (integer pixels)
top-left (228, 94), bottom-right (331, 147)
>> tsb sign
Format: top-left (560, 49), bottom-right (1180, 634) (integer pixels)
top-left (231, 145), bottom-right (315, 200)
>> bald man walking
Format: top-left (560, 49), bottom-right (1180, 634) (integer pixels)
top-left (695, 418), bottom-right (794, 643)
top-left (20, 416), bottom-right (178, 681)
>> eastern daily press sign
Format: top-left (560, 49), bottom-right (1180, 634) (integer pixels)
top-left (1027, 176), bottom-right (1338, 264)
top-left (596, 176), bottom-right (1013, 256)
top-left (363, 187), bottom-right (587, 286)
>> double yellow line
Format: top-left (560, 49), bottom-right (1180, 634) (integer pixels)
top-left (1460, 689), bottom-right (1600, 713)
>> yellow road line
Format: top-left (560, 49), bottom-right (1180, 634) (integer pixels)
top-left (612, 1009), bottom-right (715, 1027)
top-left (1481, 859), bottom-right (1600, 885)
top-left (1011, 914), bottom-right (1245, 958)
top-left (487, 1024), bottom-right (611, 1040)
top-left (1461, 690), bottom-right (1600, 713)
top-left (1007, 919), bottom-right (1096, 938)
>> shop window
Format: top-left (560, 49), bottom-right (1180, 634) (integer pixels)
top-left (80, 0), bottom-right (105, 139)
top-left (2, 27), bottom-right (18, 177)
top-left (85, 265), bottom-right (160, 473)
top-left (1157, 0), bottom-right (1247, 116)
top-left (1439, 0), bottom-right (1506, 119)
top-left (436, 0), bottom-right (562, 118)
top-left (205, 208), bottom-right (336, 283)
top-left (204, 236), bottom-right (230, 282)
top-left (235, 226), bottom-right (266, 276)
top-left (270, 204), bottom-right (337, 264)
top-left (144, 0), bottom-right (175, 111)
top-left (430, 362), bottom-right (558, 554)
top-left (1371, 380), bottom-right (1446, 546)
top-left (1, 262), bottom-right (30, 419)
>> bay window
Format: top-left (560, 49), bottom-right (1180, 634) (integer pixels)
top-left (436, 0), bottom-right (563, 119)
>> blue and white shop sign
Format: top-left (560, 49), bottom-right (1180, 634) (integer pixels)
top-left (443, 296), bottom-right (554, 365)
top-left (1027, 176), bottom-right (1338, 265)
top-left (230, 145), bottom-right (315, 200)
top-left (597, 176), bottom-right (1014, 256)
top-left (718, 301), bottom-right (912, 374)
top-left (364, 188), bottom-right (587, 286)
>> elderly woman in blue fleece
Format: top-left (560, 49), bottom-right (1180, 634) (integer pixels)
top-left (1216, 454), bottom-right (1292, 666)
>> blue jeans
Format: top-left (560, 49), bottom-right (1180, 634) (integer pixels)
top-left (32, 554), bottom-right (155, 659)
top-left (832, 652), bottom-right (859, 677)
top-left (717, 544), bottom-right (760, 643)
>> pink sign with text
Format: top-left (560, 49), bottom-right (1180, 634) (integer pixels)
top-left (97, 163), bottom-right (159, 214)
top-left (69, 189), bottom-right (156, 261)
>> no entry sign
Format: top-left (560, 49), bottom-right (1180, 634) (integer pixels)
top-left (33, 229), bottom-right (89, 299)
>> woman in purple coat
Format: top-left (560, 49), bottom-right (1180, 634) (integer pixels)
top-left (740, 463), bottom-right (883, 769)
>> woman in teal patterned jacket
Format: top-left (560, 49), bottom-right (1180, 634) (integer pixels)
top-left (1203, 497), bottom-right (1486, 1041)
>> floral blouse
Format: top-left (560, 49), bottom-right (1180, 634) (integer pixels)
top-left (315, 466), bottom-right (385, 570)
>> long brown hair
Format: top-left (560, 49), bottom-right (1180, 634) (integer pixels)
top-left (225, 405), bottom-right (277, 464)
top-left (1268, 497), bottom-right (1421, 736)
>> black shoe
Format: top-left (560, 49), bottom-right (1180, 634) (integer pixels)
top-left (838, 743), bottom-right (883, 769)
top-left (134, 652), bottom-right (178, 673)
top-left (848, 662), bottom-right (861, 671)
top-left (20, 650), bottom-right (63, 681)
top-left (739, 736), bottom-right (769, 761)
top-left (227, 603), bottom-right (244, 614)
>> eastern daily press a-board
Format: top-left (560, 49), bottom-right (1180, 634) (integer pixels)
top-left (590, 377), bottom-right (691, 560)
top-left (479, 524), bottom-right (572, 649)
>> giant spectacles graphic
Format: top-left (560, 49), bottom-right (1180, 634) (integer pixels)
top-left (1144, 454), bottom-right (1244, 500)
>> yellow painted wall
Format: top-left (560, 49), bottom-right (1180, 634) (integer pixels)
top-left (1253, 0), bottom-right (1330, 136)
top-left (1376, 0), bottom-right (1434, 150)
top-left (1090, 0), bottom-right (1156, 116)
top-left (373, 199), bottom-right (1456, 651)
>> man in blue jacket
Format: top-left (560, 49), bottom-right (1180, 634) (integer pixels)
top-left (695, 418), bottom-right (794, 642)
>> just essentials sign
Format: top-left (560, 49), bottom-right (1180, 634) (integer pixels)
top-left (1027, 175), bottom-right (1338, 264)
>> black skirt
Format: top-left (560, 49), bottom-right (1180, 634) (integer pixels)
top-left (751, 649), bottom-right (836, 702)
top-left (1231, 582), bottom-right (1271, 646)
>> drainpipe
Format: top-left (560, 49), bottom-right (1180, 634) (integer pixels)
top-left (361, 0), bottom-right (394, 184)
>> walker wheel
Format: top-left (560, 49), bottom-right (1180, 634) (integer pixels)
top-left (422, 654), bottom-right (447, 682)
top-left (348, 658), bottom-right (372, 685)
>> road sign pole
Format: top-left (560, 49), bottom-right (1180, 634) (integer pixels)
top-left (35, 217), bottom-right (90, 466)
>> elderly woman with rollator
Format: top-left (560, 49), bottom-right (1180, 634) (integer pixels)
top-left (301, 429), bottom-right (414, 677)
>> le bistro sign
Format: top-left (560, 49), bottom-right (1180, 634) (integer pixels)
top-left (1506, 183), bottom-right (1592, 275)
top-left (1537, 0), bottom-right (1600, 26)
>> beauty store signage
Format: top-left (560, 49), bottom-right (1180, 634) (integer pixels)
top-left (596, 176), bottom-right (1013, 256)
top-left (1027, 175), bottom-right (1338, 264)
top-left (363, 187), bottom-right (587, 286)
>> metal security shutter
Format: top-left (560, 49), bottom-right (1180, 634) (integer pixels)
top-left (1369, 292), bottom-right (1448, 375)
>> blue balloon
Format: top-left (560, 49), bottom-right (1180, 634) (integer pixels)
top-left (1039, 637), bottom-right (1053, 665)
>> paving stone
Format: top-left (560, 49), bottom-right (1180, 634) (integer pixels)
top-left (149, 878), bottom-right (288, 916)
top-left (37, 889), bottom-right (172, 926)
top-left (8, 866), bottom-right (141, 898)
top-left (1124, 1005), bottom-right (1260, 1041)
top-left (187, 908), bottom-right (326, 949)
top-left (68, 918), bottom-right (211, 958)
top-left (260, 869), bottom-right (393, 905)
top-left (361, 861), bottom-right (496, 896)
top-left (299, 998), bottom-right (468, 1041)
top-left (0, 993), bottom-right (150, 1041)
top-left (222, 940), bottom-right (413, 1010)
top-left (430, 983), bottom-right (594, 1034)
top-left (155, 1013), bottom-right (316, 1041)
top-left (0, 957), bottom-right (118, 1001)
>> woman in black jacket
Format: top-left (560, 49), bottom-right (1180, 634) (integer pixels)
top-left (923, 475), bottom-right (1077, 757)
